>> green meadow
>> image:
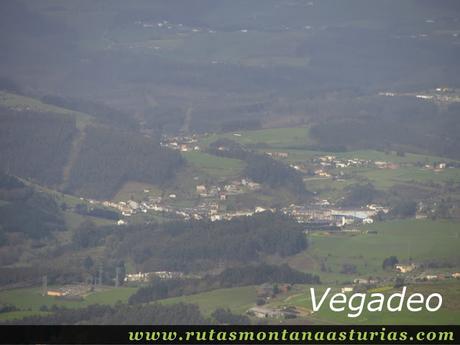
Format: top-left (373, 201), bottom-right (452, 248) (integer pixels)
top-left (159, 286), bottom-right (256, 316)
top-left (182, 151), bottom-right (246, 179)
top-left (0, 286), bottom-right (137, 321)
top-left (354, 166), bottom-right (460, 189)
top-left (201, 127), bottom-right (311, 149)
top-left (195, 127), bottom-right (460, 199)
top-left (260, 148), bottom-right (459, 165)
top-left (287, 219), bottom-right (460, 283)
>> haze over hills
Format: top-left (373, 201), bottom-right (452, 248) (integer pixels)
top-left (1, 1), bottom-right (460, 172)
top-left (1, 0), bottom-right (460, 326)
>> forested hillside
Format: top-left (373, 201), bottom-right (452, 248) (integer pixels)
top-left (41, 95), bottom-right (139, 130)
top-left (71, 213), bottom-right (308, 272)
top-left (2, 0), bottom-right (460, 154)
top-left (310, 97), bottom-right (460, 158)
top-left (0, 173), bottom-right (65, 241)
top-left (65, 125), bottom-right (184, 199)
top-left (0, 108), bottom-right (77, 186)
top-left (0, 100), bottom-right (184, 199)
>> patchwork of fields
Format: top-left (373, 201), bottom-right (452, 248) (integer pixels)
top-left (0, 286), bottom-right (137, 321)
top-left (1, 218), bottom-right (459, 324)
top-left (2, 126), bottom-right (460, 324)
top-left (200, 127), bottom-right (311, 149)
top-left (287, 219), bottom-right (460, 283)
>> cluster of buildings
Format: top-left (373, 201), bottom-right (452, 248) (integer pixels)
top-left (280, 153), bottom-right (407, 179)
top-left (374, 161), bottom-right (400, 169)
top-left (269, 151), bottom-right (453, 182)
top-left (97, 193), bottom-right (272, 224)
top-left (423, 162), bottom-right (450, 172)
top-left (265, 151), bottom-right (289, 159)
top-left (82, 177), bottom-right (265, 224)
top-left (160, 135), bottom-right (200, 152)
top-left (248, 283), bottom-right (300, 319)
top-left (86, 187), bottom-right (389, 228)
top-left (397, 264), bottom-right (460, 282)
top-left (339, 269), bottom-right (460, 296)
top-left (196, 179), bottom-right (261, 199)
top-left (78, 130), bottom-right (452, 230)
top-left (208, 206), bottom-right (272, 222)
top-left (44, 284), bottom-right (91, 299)
top-left (100, 198), bottom-right (162, 218)
top-left (264, 153), bottom-right (375, 176)
top-left (340, 278), bottom-right (382, 294)
top-left (281, 204), bottom-right (387, 228)
top-left (396, 263), bottom-right (417, 274)
top-left (313, 155), bottom-right (373, 170)
top-left (124, 271), bottom-right (184, 283)
top-left (247, 305), bottom-right (300, 319)
top-left (378, 88), bottom-right (460, 105)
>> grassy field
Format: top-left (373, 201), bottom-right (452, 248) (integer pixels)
top-left (256, 148), bottom-right (459, 165)
top-left (113, 181), bottom-right (163, 202)
top-left (335, 150), bottom-right (459, 165)
top-left (0, 310), bottom-right (49, 321)
top-left (159, 286), bottom-right (256, 316)
top-left (254, 147), bottom-right (460, 196)
top-left (200, 127), bottom-right (311, 149)
top-left (2, 217), bottom-right (460, 324)
top-left (196, 128), bottom-right (460, 198)
top-left (157, 279), bottom-right (460, 324)
top-left (0, 286), bottom-right (137, 321)
top-left (354, 166), bottom-right (460, 189)
top-left (287, 219), bottom-right (460, 284)
top-left (182, 151), bottom-right (246, 179)
top-left (63, 211), bottom-right (116, 230)
top-left (303, 177), bottom-right (356, 202)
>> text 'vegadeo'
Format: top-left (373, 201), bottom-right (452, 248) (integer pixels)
top-left (310, 286), bottom-right (442, 318)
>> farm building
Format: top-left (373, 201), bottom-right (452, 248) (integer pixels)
top-left (247, 306), bottom-right (284, 318)
top-left (395, 263), bottom-right (416, 273)
top-left (341, 286), bottom-right (354, 293)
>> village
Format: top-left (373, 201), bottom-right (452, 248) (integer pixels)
top-left (83, 184), bottom-right (386, 229)
top-left (5, 133), bottom-right (459, 324)
top-left (378, 87), bottom-right (460, 105)
top-left (76, 131), bottom-right (455, 228)
top-left (55, 128), bottom-right (460, 319)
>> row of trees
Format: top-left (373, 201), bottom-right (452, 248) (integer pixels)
top-left (109, 212), bottom-right (308, 272)
top-left (129, 263), bottom-right (320, 305)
